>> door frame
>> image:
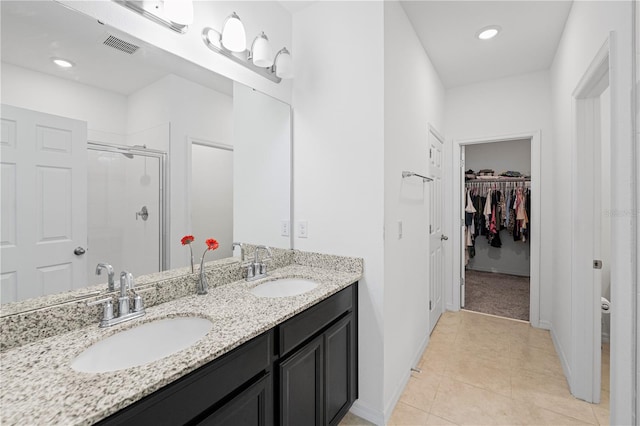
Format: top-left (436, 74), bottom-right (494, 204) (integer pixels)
top-left (451, 130), bottom-right (541, 327)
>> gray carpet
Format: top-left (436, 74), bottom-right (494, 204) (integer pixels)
top-left (464, 269), bottom-right (530, 321)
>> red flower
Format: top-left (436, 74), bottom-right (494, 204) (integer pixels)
top-left (205, 238), bottom-right (219, 251)
top-left (181, 235), bottom-right (195, 245)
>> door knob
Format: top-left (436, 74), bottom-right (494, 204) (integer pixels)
top-left (74, 247), bottom-right (86, 256)
top-left (440, 235), bottom-right (448, 241)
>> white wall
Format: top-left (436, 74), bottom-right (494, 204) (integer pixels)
top-left (233, 82), bottom-right (291, 250)
top-left (548, 2), bottom-right (634, 422)
top-left (464, 139), bottom-right (531, 176)
top-left (445, 70), bottom-right (553, 323)
top-left (191, 145), bottom-right (233, 261)
top-left (292, 1), bottom-right (385, 422)
top-left (383, 0), bottom-right (445, 420)
top-left (60, 0), bottom-right (292, 104)
top-left (465, 140), bottom-right (531, 277)
top-left (0, 62), bottom-right (127, 144)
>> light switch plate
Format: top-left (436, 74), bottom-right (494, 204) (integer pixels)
top-left (281, 221), bottom-right (290, 237)
top-left (298, 221), bottom-right (308, 238)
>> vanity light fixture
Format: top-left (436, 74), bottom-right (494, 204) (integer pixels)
top-left (221, 12), bottom-right (246, 52)
top-left (477, 25), bottom-right (501, 40)
top-left (202, 16), bottom-right (292, 84)
top-left (163, 0), bottom-right (194, 26)
top-left (273, 48), bottom-right (293, 79)
top-left (250, 32), bottom-right (273, 68)
top-left (114, 0), bottom-right (192, 34)
top-left (52, 57), bottom-right (74, 68)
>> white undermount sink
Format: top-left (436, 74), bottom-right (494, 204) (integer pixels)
top-left (250, 278), bottom-right (318, 298)
top-left (70, 317), bottom-right (213, 373)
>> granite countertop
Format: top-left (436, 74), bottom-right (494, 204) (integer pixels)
top-left (0, 264), bottom-right (361, 425)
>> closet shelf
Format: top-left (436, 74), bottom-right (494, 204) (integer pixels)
top-left (466, 177), bottom-right (530, 183)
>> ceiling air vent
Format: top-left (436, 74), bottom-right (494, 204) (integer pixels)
top-left (103, 35), bottom-right (140, 55)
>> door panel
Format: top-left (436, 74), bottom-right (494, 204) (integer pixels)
top-left (429, 127), bottom-right (445, 333)
top-left (0, 104), bottom-right (87, 303)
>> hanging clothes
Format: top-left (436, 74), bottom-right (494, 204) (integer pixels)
top-left (464, 178), bottom-right (530, 248)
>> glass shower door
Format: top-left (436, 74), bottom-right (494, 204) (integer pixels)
top-left (87, 144), bottom-right (165, 285)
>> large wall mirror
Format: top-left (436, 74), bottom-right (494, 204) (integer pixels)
top-left (0, 1), bottom-right (292, 309)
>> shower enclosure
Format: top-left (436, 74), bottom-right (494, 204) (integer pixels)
top-left (87, 142), bottom-right (167, 285)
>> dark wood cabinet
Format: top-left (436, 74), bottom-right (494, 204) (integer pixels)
top-left (98, 282), bottom-right (358, 426)
top-left (277, 284), bottom-right (358, 426)
top-left (199, 373), bottom-right (272, 426)
top-left (279, 335), bottom-right (324, 426)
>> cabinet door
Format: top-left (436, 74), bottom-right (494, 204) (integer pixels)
top-left (325, 314), bottom-right (356, 426)
top-left (279, 335), bottom-right (324, 426)
top-left (199, 374), bottom-right (272, 426)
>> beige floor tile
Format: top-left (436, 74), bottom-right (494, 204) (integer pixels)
top-left (393, 311), bottom-right (604, 426)
top-left (388, 401), bottom-right (429, 426)
top-left (509, 345), bottom-right (564, 377)
top-left (430, 377), bottom-right (515, 425)
top-left (399, 373), bottom-right (441, 412)
top-left (509, 327), bottom-right (556, 355)
top-left (509, 399), bottom-right (593, 425)
top-left (425, 413), bottom-right (458, 425)
top-left (338, 411), bottom-right (376, 426)
top-left (444, 355), bottom-right (511, 398)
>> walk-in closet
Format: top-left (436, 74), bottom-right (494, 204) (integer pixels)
top-left (462, 139), bottom-right (531, 321)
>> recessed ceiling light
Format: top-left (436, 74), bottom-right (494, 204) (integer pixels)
top-left (477, 26), bottom-right (501, 40)
top-left (52, 57), bottom-right (74, 68)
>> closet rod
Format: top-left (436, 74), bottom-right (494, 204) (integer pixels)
top-left (402, 171), bottom-right (433, 182)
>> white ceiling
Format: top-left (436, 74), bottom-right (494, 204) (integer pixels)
top-left (400, 1), bottom-right (573, 88)
top-left (0, 1), bottom-right (233, 96)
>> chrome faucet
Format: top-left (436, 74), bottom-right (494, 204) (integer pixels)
top-left (232, 242), bottom-right (246, 262)
top-left (86, 270), bottom-right (145, 327)
top-left (95, 263), bottom-right (115, 292)
top-left (246, 245), bottom-right (272, 282)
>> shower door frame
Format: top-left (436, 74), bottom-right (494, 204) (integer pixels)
top-left (87, 141), bottom-right (169, 272)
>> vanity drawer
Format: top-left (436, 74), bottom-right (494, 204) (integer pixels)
top-left (99, 331), bottom-right (273, 426)
top-left (278, 284), bottom-right (354, 356)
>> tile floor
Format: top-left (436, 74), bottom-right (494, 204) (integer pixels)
top-left (341, 310), bottom-right (610, 426)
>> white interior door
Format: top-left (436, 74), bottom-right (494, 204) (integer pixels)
top-left (1, 105), bottom-right (87, 303)
top-left (429, 126), bottom-right (445, 334)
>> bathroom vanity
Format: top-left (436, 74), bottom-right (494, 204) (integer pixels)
top-left (0, 251), bottom-right (361, 426)
top-left (99, 284), bottom-right (357, 426)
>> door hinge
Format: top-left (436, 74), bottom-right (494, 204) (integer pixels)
top-left (429, 300), bottom-right (432, 310)
top-left (429, 148), bottom-right (433, 159)
top-left (461, 277), bottom-right (465, 286)
top-left (429, 224), bottom-right (433, 233)
top-left (593, 260), bottom-right (603, 269)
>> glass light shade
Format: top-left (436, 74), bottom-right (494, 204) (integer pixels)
top-left (251, 32), bottom-right (273, 68)
top-left (221, 12), bottom-right (246, 52)
top-left (275, 48), bottom-right (293, 79)
top-left (164, 0), bottom-right (193, 26)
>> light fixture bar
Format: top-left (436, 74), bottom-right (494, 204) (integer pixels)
top-left (202, 27), bottom-right (282, 83)
top-left (114, 1), bottom-right (189, 34)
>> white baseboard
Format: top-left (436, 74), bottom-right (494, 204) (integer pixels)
top-left (350, 400), bottom-right (385, 426)
top-left (538, 319), bottom-right (552, 330)
top-left (382, 332), bottom-right (431, 424)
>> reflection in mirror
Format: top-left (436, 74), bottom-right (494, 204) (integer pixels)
top-left (0, 1), bottom-right (292, 309)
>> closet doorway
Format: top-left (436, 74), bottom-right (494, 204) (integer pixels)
top-left (462, 140), bottom-right (531, 321)
top-left (453, 131), bottom-right (541, 326)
